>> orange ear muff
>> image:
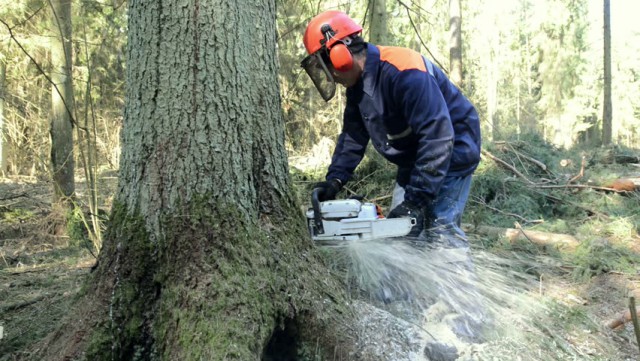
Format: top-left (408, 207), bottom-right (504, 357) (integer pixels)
top-left (329, 43), bottom-right (353, 72)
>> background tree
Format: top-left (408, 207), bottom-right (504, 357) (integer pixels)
top-left (449, 0), bottom-right (463, 86)
top-left (602, 0), bottom-right (612, 145)
top-left (0, 39), bottom-right (7, 174)
top-left (38, 1), bottom-right (351, 359)
top-left (368, 0), bottom-right (388, 45)
top-left (49, 0), bottom-right (75, 206)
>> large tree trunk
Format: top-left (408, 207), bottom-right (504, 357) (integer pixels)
top-left (36, 1), bottom-right (352, 360)
top-left (602, 0), bottom-right (612, 145)
top-left (448, 0), bottom-right (463, 87)
top-left (50, 0), bottom-right (75, 205)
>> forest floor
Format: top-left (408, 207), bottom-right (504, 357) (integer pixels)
top-left (0, 174), bottom-right (116, 361)
top-left (1, 144), bottom-right (640, 360)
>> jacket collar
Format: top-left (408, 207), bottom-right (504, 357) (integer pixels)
top-left (361, 43), bottom-right (379, 97)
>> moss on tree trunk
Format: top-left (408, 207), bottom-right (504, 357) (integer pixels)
top-left (38, 198), bottom-right (354, 360)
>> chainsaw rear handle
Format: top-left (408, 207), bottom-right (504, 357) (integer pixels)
top-left (311, 188), bottom-right (325, 234)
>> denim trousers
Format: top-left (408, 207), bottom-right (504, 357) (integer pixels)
top-left (391, 172), bottom-right (473, 248)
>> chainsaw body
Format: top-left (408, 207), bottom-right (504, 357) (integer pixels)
top-left (307, 189), bottom-right (416, 243)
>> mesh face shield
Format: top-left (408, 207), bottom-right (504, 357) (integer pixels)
top-left (301, 51), bottom-right (336, 102)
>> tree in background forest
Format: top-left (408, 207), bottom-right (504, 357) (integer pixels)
top-left (368, 0), bottom-right (388, 45)
top-left (0, 40), bottom-right (7, 174)
top-left (602, 0), bottom-right (612, 145)
top-left (0, 1), bottom-right (125, 177)
top-left (449, 0), bottom-right (463, 87)
top-left (49, 0), bottom-right (75, 207)
top-left (0, 1), bottom-right (128, 253)
top-left (36, 1), bottom-right (354, 359)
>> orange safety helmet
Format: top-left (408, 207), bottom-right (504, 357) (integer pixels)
top-left (301, 11), bottom-right (363, 101)
top-left (303, 11), bottom-right (362, 73)
top-left (303, 10), bottom-right (363, 55)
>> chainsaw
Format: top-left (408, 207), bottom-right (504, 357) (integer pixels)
top-left (306, 188), bottom-right (416, 244)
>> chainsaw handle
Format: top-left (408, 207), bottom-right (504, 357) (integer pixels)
top-left (311, 188), bottom-right (325, 234)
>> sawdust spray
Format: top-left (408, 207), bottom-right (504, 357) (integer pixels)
top-left (322, 238), bottom-right (610, 360)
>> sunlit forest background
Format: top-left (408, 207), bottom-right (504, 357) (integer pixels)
top-left (1, 0), bottom-right (638, 178)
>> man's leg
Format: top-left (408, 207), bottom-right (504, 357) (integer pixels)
top-left (424, 174), bottom-right (473, 248)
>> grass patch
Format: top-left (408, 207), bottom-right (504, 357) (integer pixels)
top-left (1, 208), bottom-right (35, 223)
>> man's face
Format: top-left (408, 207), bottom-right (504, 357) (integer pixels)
top-left (329, 64), bottom-right (360, 88)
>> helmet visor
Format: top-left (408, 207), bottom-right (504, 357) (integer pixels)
top-left (301, 52), bottom-right (336, 102)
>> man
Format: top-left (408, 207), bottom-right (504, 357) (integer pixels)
top-left (302, 10), bottom-right (481, 247)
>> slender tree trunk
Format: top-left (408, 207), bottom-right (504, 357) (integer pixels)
top-left (487, 45), bottom-right (499, 141)
top-left (449, 0), bottom-right (463, 87)
top-left (602, 0), bottom-right (612, 145)
top-left (50, 0), bottom-right (75, 205)
top-left (0, 43), bottom-right (7, 175)
top-left (368, 0), bottom-right (388, 45)
top-left (36, 1), bottom-right (353, 360)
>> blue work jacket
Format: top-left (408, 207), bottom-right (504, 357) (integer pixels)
top-left (326, 43), bottom-right (481, 206)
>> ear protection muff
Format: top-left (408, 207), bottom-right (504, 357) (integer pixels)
top-left (329, 43), bottom-right (353, 72)
top-left (320, 24), bottom-right (354, 72)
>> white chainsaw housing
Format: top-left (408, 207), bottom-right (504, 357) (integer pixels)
top-left (306, 199), bottom-right (416, 242)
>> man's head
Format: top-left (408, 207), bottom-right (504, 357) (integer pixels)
top-left (301, 11), bottom-right (366, 101)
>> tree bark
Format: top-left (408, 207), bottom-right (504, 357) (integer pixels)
top-left (368, 0), bottom-right (388, 45)
top-left (449, 0), bottom-right (463, 87)
top-left (50, 0), bottom-right (75, 205)
top-left (36, 1), bottom-right (353, 360)
top-left (602, 0), bottom-right (612, 145)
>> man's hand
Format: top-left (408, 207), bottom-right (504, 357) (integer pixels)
top-left (313, 179), bottom-right (342, 201)
top-left (387, 200), bottom-right (424, 237)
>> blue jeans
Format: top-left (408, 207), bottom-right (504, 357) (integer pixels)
top-left (391, 173), bottom-right (473, 248)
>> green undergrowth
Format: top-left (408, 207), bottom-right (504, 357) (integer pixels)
top-left (1, 207), bottom-right (35, 223)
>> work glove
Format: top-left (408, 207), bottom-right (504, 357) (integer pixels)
top-left (387, 200), bottom-right (424, 237)
top-left (313, 179), bottom-right (342, 201)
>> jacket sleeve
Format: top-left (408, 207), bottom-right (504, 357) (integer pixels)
top-left (326, 95), bottom-right (370, 184)
top-left (390, 67), bottom-right (454, 206)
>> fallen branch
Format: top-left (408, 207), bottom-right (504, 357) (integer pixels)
top-left (607, 306), bottom-right (640, 330)
top-left (607, 300), bottom-right (640, 330)
top-left (0, 192), bottom-right (28, 202)
top-left (567, 155), bottom-right (586, 184)
top-left (514, 150), bottom-right (548, 172)
top-left (496, 142), bottom-right (549, 172)
top-left (1, 294), bottom-right (48, 313)
top-left (483, 149), bottom-right (636, 195)
top-left (464, 224), bottom-right (579, 251)
top-left (530, 183), bottom-right (632, 194)
top-left (482, 149), bottom-right (535, 185)
top-left (600, 152), bottom-right (640, 165)
top-left (603, 178), bottom-right (639, 192)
